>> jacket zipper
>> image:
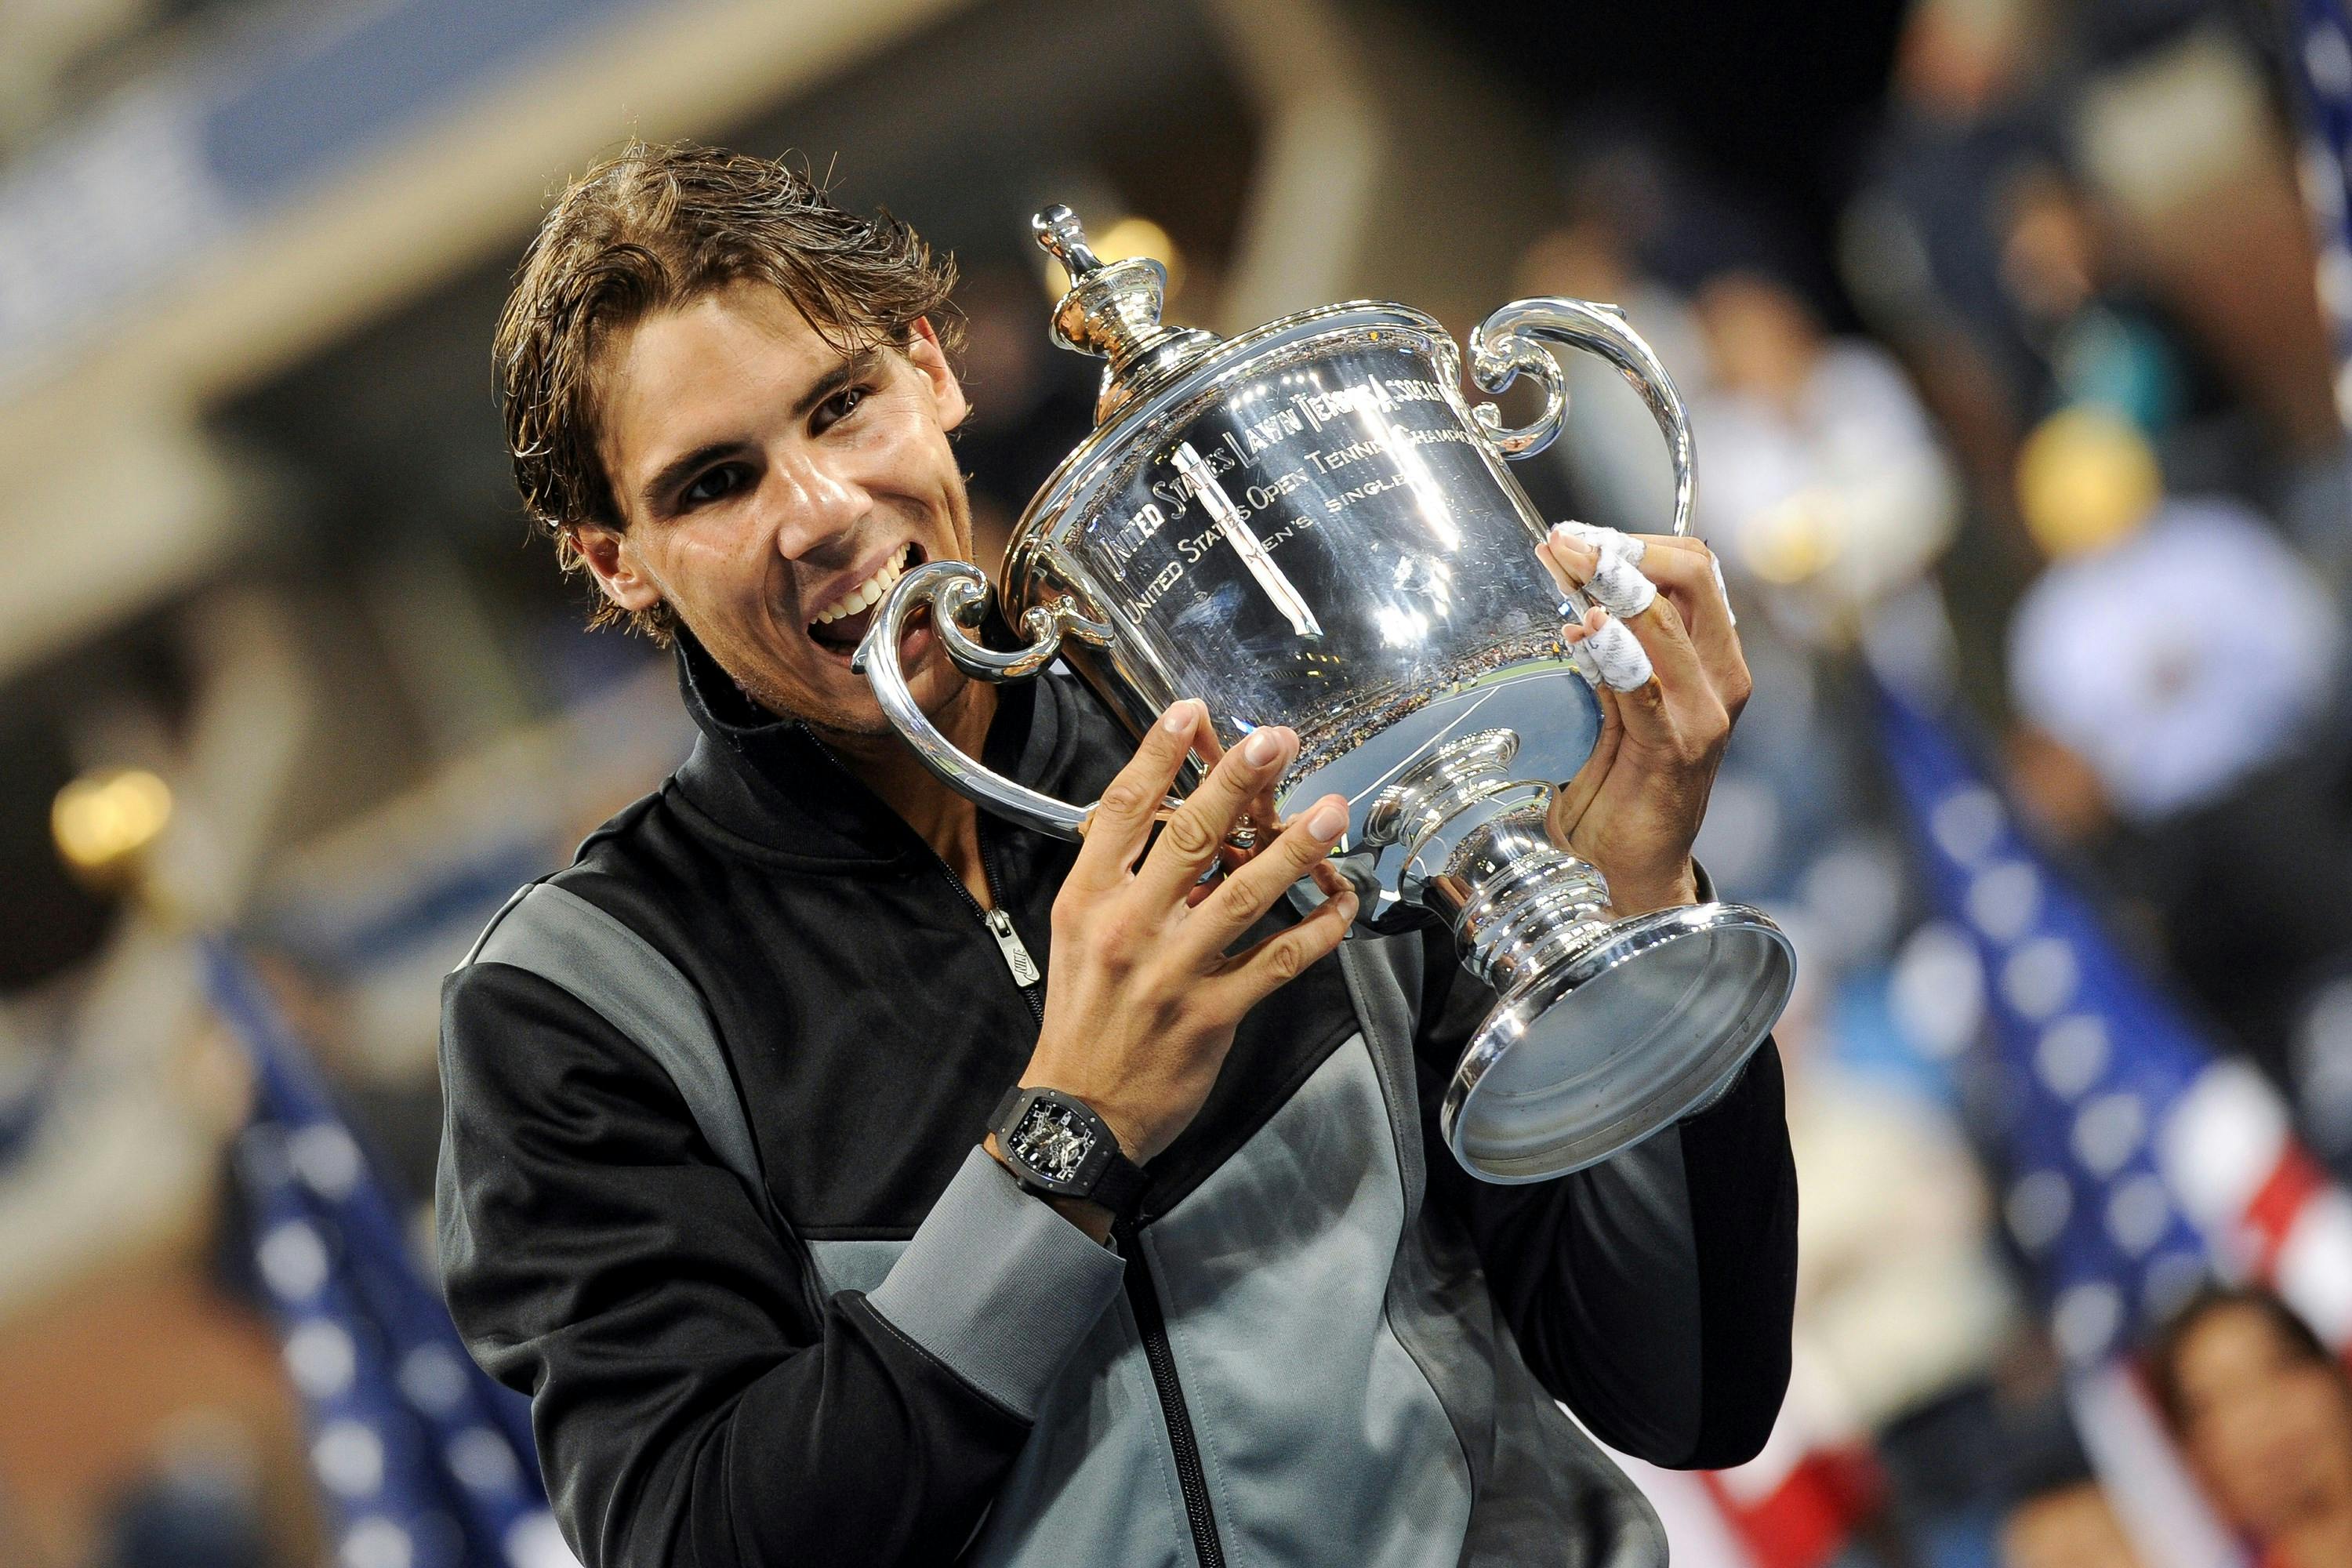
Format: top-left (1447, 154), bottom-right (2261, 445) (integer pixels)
top-left (931, 823), bottom-right (1044, 1021)
top-left (1116, 1218), bottom-right (1227, 1567)
top-left (937, 824), bottom-right (1224, 1565)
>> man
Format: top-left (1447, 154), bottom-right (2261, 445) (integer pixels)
top-left (437, 141), bottom-right (1796, 1566)
top-left (2149, 1285), bottom-right (2352, 1568)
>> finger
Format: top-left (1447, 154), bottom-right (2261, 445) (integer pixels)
top-left (1074, 699), bottom-right (1202, 890)
top-left (1182, 793), bottom-right (1349, 956)
top-left (1542, 523), bottom-right (1656, 620)
top-left (1553, 539), bottom-right (1709, 709)
top-left (1562, 606), bottom-right (1691, 760)
top-left (1207, 864), bottom-right (1358, 1005)
top-left (1134, 723), bottom-right (1297, 906)
top-left (1191, 725), bottom-right (1281, 873)
top-left (1613, 535), bottom-right (1744, 699)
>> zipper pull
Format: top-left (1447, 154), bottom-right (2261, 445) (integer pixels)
top-left (984, 909), bottom-right (1041, 987)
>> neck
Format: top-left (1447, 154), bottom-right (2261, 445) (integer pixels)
top-left (815, 676), bottom-right (998, 904)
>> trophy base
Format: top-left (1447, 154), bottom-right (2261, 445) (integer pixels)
top-left (1439, 902), bottom-right (1795, 1182)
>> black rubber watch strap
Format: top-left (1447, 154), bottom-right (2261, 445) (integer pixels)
top-left (988, 1086), bottom-right (1148, 1218)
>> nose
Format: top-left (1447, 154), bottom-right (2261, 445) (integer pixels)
top-left (768, 446), bottom-right (870, 560)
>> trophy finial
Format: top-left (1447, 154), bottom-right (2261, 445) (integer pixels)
top-left (1032, 204), bottom-right (1104, 281)
top-left (1031, 201), bottom-right (1217, 423)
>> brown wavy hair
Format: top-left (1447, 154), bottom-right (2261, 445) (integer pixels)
top-left (494, 140), bottom-right (962, 640)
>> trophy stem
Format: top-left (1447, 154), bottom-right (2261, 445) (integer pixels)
top-left (1363, 728), bottom-right (1617, 989)
top-left (1365, 727), bottom-right (1795, 1181)
top-left (1432, 810), bottom-right (1616, 996)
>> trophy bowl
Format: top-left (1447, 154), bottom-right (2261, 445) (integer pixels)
top-left (856, 205), bottom-right (1795, 1181)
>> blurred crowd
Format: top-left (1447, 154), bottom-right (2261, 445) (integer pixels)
top-left (5, 0), bottom-right (2352, 1563)
top-left (1470, 0), bottom-right (2352, 1563)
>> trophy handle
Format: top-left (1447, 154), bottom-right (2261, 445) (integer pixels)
top-left (852, 558), bottom-right (1116, 841)
top-left (1466, 296), bottom-right (1697, 539)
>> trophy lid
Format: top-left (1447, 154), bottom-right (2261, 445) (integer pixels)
top-left (1034, 204), bottom-right (1221, 423)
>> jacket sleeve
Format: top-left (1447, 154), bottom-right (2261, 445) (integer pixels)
top-left (436, 960), bottom-right (1127, 1566)
top-left (1411, 916), bottom-right (1797, 1471)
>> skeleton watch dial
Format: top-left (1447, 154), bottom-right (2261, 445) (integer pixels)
top-left (1011, 1100), bottom-right (1098, 1184)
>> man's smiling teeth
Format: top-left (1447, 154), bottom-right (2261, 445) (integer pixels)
top-left (811, 545), bottom-right (912, 626)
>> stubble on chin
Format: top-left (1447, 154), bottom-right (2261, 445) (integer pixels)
top-left (722, 653), bottom-right (895, 739)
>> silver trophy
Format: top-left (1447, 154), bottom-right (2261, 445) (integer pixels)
top-left (856, 205), bottom-right (1794, 1181)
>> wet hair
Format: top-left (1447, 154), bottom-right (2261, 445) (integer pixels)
top-left (2147, 1282), bottom-right (2340, 1435)
top-left (493, 140), bottom-right (961, 639)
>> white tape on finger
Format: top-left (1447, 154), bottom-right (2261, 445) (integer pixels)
top-left (1555, 520), bottom-right (1646, 564)
top-left (1585, 550), bottom-right (1658, 619)
top-left (1564, 634), bottom-right (1602, 687)
top-left (1709, 551), bottom-right (1737, 627)
top-left (1584, 616), bottom-right (1654, 691)
top-left (1551, 521), bottom-right (1657, 619)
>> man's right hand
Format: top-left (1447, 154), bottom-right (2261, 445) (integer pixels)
top-left (1019, 699), bottom-right (1357, 1167)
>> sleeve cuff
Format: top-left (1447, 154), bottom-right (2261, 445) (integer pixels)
top-left (865, 1145), bottom-right (1127, 1421)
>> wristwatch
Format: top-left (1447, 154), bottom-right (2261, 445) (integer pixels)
top-left (988, 1086), bottom-right (1147, 1218)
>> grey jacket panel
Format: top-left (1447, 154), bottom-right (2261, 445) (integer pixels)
top-left (1142, 1033), bottom-right (1476, 1567)
top-left (811, 1037), bottom-right (1479, 1568)
top-left (1338, 936), bottom-right (1670, 1567)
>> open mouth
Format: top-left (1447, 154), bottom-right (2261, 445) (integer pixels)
top-left (809, 543), bottom-right (925, 657)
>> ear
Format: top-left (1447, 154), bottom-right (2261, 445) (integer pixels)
top-left (906, 317), bottom-right (969, 434)
top-left (569, 522), bottom-right (664, 613)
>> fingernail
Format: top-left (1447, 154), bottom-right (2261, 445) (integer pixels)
top-left (1163, 700), bottom-right (1196, 734)
top-left (1307, 801), bottom-right (1346, 840)
top-left (1243, 728), bottom-right (1283, 765)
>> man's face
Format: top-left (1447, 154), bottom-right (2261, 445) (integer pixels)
top-left (577, 280), bottom-right (976, 735)
top-left (2172, 1303), bottom-right (2352, 1538)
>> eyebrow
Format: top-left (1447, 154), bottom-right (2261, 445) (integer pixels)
top-left (633, 345), bottom-right (890, 517)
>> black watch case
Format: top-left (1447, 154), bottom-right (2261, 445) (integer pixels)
top-left (991, 1087), bottom-right (1125, 1203)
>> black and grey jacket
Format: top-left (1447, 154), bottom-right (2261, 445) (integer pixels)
top-left (435, 634), bottom-right (1797, 1567)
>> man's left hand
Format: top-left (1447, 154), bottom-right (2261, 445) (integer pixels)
top-left (1534, 523), bottom-right (1752, 918)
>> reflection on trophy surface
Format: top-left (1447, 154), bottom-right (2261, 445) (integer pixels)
top-left (858, 204), bottom-right (1796, 1182)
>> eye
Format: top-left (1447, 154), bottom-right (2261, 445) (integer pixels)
top-left (813, 383), bottom-right (872, 434)
top-left (681, 463), bottom-right (750, 508)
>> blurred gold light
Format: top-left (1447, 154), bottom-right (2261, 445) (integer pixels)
top-left (2016, 405), bottom-right (2159, 560)
top-left (1741, 489), bottom-right (1842, 585)
top-left (53, 768), bottom-right (173, 884)
top-left (1041, 214), bottom-right (1185, 299)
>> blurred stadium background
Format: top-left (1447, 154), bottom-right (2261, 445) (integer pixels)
top-left (4, 0), bottom-right (2351, 1565)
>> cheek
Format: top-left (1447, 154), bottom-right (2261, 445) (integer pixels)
top-left (663, 514), bottom-right (782, 597)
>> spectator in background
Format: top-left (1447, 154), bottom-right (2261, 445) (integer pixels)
top-left (2005, 408), bottom-right (2339, 829)
top-left (2002, 405), bottom-right (2352, 1079)
top-left (1992, 162), bottom-right (2223, 452)
top-left (1770, 922), bottom-right (2012, 1436)
top-left (1842, 0), bottom-right (2060, 535)
top-left (2148, 1284), bottom-right (2352, 1568)
top-left (1996, 1407), bottom-right (2145, 1568)
top-left (1512, 126), bottom-right (1712, 536)
top-left (1688, 261), bottom-right (1961, 646)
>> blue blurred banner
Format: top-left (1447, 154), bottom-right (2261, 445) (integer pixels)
top-left (1875, 680), bottom-right (2352, 1564)
top-left (201, 938), bottom-right (576, 1568)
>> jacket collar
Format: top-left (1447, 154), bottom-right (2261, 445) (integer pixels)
top-left (667, 627), bottom-right (1078, 866)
